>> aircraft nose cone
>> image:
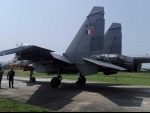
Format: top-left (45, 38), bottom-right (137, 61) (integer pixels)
top-left (1, 62), bottom-right (9, 69)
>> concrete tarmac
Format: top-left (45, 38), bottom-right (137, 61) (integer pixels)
top-left (0, 76), bottom-right (150, 112)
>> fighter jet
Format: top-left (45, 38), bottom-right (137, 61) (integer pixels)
top-left (0, 6), bottom-right (150, 88)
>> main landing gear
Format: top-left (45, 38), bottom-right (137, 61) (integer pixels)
top-left (30, 77), bottom-right (36, 82)
top-left (50, 70), bottom-right (86, 88)
top-left (50, 68), bottom-right (62, 88)
top-left (30, 68), bottom-right (36, 82)
top-left (76, 73), bottom-right (86, 85)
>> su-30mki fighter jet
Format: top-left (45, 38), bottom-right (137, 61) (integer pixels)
top-left (0, 6), bottom-right (150, 88)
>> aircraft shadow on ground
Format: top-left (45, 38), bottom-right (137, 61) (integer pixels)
top-left (14, 78), bottom-right (150, 111)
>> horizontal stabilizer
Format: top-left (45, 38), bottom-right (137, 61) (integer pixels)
top-left (83, 58), bottom-right (127, 71)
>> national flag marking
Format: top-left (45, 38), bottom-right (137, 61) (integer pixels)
top-left (86, 29), bottom-right (93, 34)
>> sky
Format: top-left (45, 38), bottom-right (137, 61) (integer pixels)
top-left (0, 0), bottom-right (150, 68)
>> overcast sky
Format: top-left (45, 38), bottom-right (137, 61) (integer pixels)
top-left (0, 0), bottom-right (150, 68)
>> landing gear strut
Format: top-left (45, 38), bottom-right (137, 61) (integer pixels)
top-left (50, 68), bottom-right (62, 88)
top-left (30, 68), bottom-right (36, 82)
top-left (76, 73), bottom-right (86, 85)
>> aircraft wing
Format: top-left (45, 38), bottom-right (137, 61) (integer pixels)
top-left (83, 58), bottom-right (127, 71)
top-left (0, 45), bottom-right (71, 64)
top-left (0, 45), bottom-right (54, 56)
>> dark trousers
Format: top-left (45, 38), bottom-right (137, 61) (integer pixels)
top-left (0, 73), bottom-right (3, 88)
top-left (9, 79), bottom-right (14, 88)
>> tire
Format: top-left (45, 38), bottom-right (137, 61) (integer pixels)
top-left (51, 77), bottom-right (60, 88)
top-left (30, 77), bottom-right (36, 82)
top-left (78, 76), bottom-right (86, 85)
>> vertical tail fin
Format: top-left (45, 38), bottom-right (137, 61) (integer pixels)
top-left (103, 23), bottom-right (122, 54)
top-left (64, 6), bottom-right (105, 59)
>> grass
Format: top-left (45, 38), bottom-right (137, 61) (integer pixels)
top-left (3, 70), bottom-right (150, 86)
top-left (0, 97), bottom-right (50, 112)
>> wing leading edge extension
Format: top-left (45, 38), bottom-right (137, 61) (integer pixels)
top-left (83, 58), bottom-right (127, 71)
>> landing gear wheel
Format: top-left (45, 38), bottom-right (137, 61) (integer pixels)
top-left (30, 77), bottom-right (36, 82)
top-left (51, 77), bottom-right (60, 88)
top-left (76, 76), bottom-right (86, 85)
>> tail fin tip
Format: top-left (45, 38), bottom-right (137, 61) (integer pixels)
top-left (89, 6), bottom-right (104, 16)
top-left (109, 23), bottom-right (121, 29)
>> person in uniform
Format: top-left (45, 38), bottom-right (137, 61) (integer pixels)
top-left (7, 68), bottom-right (15, 88)
top-left (0, 67), bottom-right (4, 89)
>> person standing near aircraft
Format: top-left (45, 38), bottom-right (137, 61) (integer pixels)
top-left (7, 68), bottom-right (15, 88)
top-left (0, 67), bottom-right (4, 89)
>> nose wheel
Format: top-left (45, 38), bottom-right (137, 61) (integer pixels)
top-left (29, 67), bottom-right (35, 82)
top-left (30, 77), bottom-right (36, 82)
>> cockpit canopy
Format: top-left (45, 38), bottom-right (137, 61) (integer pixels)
top-left (16, 42), bottom-right (29, 47)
